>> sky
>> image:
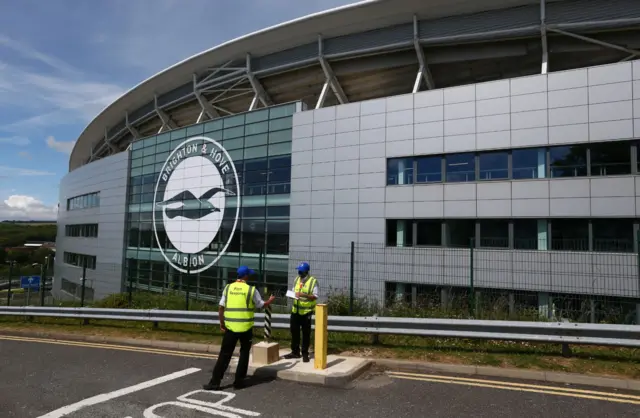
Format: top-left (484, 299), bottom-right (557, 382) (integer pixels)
top-left (0, 0), bottom-right (360, 221)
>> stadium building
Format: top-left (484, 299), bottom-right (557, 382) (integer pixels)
top-left (55, 0), bottom-right (640, 320)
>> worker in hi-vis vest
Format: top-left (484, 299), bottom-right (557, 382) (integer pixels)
top-left (204, 266), bottom-right (275, 391)
top-left (284, 262), bottom-right (318, 363)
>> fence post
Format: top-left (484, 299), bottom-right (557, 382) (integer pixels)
top-left (6, 262), bottom-right (13, 306)
top-left (40, 263), bottom-right (46, 307)
top-left (185, 259), bottom-right (191, 310)
top-left (128, 275), bottom-right (133, 308)
top-left (259, 249), bottom-right (266, 295)
top-left (80, 263), bottom-right (87, 308)
top-left (469, 237), bottom-right (475, 318)
top-left (349, 241), bottom-right (355, 315)
top-left (637, 231), bottom-right (640, 325)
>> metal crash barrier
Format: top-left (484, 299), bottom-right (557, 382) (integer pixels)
top-left (1, 306), bottom-right (639, 348)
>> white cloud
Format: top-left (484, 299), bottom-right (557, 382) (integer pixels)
top-left (45, 135), bottom-right (75, 154)
top-left (0, 166), bottom-right (56, 176)
top-left (0, 34), bottom-right (78, 76)
top-left (0, 195), bottom-right (57, 221)
top-left (0, 136), bottom-right (30, 146)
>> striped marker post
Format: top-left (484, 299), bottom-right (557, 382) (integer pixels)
top-left (264, 304), bottom-right (272, 341)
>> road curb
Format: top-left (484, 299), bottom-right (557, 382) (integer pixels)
top-left (326, 358), bottom-right (373, 387)
top-left (248, 357), bottom-right (373, 388)
top-left (373, 358), bottom-right (640, 392)
top-left (3, 329), bottom-right (638, 391)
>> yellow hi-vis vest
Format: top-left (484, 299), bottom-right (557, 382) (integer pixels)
top-left (222, 281), bottom-right (256, 333)
top-left (292, 275), bottom-right (317, 315)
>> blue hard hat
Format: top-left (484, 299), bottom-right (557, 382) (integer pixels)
top-left (296, 262), bottom-right (310, 273)
top-left (237, 266), bottom-right (255, 278)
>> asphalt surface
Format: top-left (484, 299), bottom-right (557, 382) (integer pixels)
top-left (1, 336), bottom-right (638, 418)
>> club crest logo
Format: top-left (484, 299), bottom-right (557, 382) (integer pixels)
top-left (152, 136), bottom-right (240, 273)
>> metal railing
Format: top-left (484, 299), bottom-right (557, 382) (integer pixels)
top-left (1, 306), bottom-right (638, 348)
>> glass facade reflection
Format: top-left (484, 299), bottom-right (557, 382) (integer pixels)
top-left (124, 102), bottom-right (300, 299)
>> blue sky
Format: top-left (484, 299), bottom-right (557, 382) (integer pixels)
top-left (0, 0), bottom-right (358, 220)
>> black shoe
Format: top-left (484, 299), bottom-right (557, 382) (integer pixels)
top-left (284, 352), bottom-right (301, 359)
top-left (202, 382), bottom-right (220, 391)
top-left (233, 381), bottom-right (247, 390)
top-left (302, 354), bottom-right (310, 363)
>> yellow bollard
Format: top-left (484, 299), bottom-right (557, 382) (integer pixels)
top-left (314, 304), bottom-right (328, 370)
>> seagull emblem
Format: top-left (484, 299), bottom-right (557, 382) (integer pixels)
top-left (156, 187), bottom-right (235, 220)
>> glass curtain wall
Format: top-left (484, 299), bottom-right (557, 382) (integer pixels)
top-left (125, 102), bottom-right (300, 301)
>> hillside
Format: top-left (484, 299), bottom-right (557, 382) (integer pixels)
top-left (0, 222), bottom-right (57, 248)
top-left (0, 223), bottom-right (57, 276)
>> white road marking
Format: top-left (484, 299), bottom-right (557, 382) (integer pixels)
top-left (143, 402), bottom-right (239, 418)
top-left (38, 368), bottom-right (201, 418)
top-left (144, 390), bottom-right (261, 418)
top-left (177, 390), bottom-right (260, 416)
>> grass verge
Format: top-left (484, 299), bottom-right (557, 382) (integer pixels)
top-left (1, 316), bottom-right (638, 380)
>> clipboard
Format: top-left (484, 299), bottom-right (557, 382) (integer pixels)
top-left (285, 290), bottom-right (299, 300)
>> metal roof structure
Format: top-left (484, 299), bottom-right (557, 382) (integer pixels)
top-left (69, 0), bottom-right (640, 171)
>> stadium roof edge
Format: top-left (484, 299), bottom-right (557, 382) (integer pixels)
top-left (69, 0), bottom-right (548, 170)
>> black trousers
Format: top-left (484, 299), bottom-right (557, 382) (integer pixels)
top-left (210, 329), bottom-right (253, 385)
top-left (290, 312), bottom-right (312, 356)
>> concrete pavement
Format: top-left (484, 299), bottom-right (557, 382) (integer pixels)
top-left (1, 335), bottom-right (639, 418)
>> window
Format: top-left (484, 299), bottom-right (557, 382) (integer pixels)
top-left (445, 153), bottom-right (475, 182)
top-left (128, 223), bottom-right (140, 247)
top-left (241, 219), bottom-right (266, 254)
top-left (479, 219), bottom-right (509, 248)
top-left (387, 158), bottom-right (413, 185)
top-left (549, 145), bottom-right (587, 178)
top-left (415, 156), bottom-right (442, 183)
top-left (243, 206), bottom-right (266, 218)
top-left (415, 220), bottom-right (441, 246)
top-left (266, 220), bottom-right (289, 255)
top-left (513, 219), bottom-right (543, 250)
top-left (551, 219), bottom-right (589, 251)
top-left (386, 219), bottom-right (413, 247)
top-left (243, 158), bottom-right (268, 195)
top-left (512, 147), bottom-right (546, 179)
top-left (478, 151), bottom-right (508, 180)
top-left (217, 220), bottom-right (241, 253)
top-left (267, 206), bottom-right (290, 217)
top-left (61, 278), bottom-right (78, 296)
top-left (63, 252), bottom-right (97, 269)
top-left (385, 217), bottom-right (639, 252)
top-left (267, 155), bottom-right (291, 194)
top-left (265, 271), bottom-right (289, 296)
top-left (590, 142), bottom-right (631, 176)
top-left (66, 192), bottom-right (100, 211)
top-left (445, 219), bottom-right (475, 247)
top-left (592, 219), bottom-right (634, 253)
top-left (65, 224), bottom-right (99, 238)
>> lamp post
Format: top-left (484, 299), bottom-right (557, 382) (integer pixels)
top-left (32, 255), bottom-right (50, 306)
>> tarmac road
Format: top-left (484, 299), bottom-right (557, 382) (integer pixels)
top-left (1, 335), bottom-right (638, 418)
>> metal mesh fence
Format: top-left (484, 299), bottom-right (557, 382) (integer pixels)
top-left (288, 240), bottom-right (640, 324)
top-left (4, 240), bottom-right (639, 325)
top-left (2, 276), bottom-right (54, 307)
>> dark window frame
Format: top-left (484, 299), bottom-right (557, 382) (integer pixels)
top-left (385, 140), bottom-right (635, 186)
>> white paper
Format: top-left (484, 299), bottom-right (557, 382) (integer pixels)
top-left (285, 290), bottom-right (298, 300)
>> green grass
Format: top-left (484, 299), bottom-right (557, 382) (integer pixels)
top-left (1, 291), bottom-right (638, 380)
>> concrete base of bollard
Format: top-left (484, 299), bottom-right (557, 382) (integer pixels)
top-left (252, 341), bottom-right (280, 365)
